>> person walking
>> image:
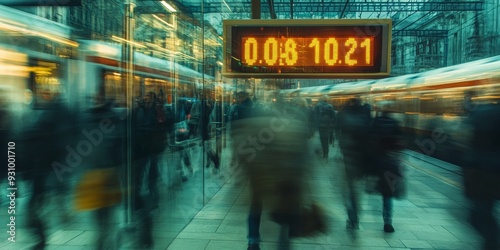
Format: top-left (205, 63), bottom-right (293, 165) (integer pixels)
top-left (314, 95), bottom-right (336, 160)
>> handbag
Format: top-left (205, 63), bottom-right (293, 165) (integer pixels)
top-left (174, 120), bottom-right (190, 141)
top-left (74, 168), bottom-right (122, 211)
top-left (289, 203), bottom-right (328, 238)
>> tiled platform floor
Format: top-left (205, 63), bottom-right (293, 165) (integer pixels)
top-left (167, 146), bottom-right (488, 250)
top-left (1, 136), bottom-right (497, 250)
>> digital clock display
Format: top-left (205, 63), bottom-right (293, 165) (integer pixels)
top-left (242, 36), bottom-right (374, 67)
top-left (223, 19), bottom-right (391, 78)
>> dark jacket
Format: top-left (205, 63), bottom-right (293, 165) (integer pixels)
top-left (80, 102), bottom-right (125, 169)
top-left (134, 102), bottom-right (167, 154)
top-left (233, 98), bottom-right (254, 121)
top-left (337, 102), bottom-right (372, 151)
top-left (463, 103), bottom-right (500, 199)
top-left (369, 114), bottom-right (405, 197)
top-left (314, 101), bottom-right (335, 128)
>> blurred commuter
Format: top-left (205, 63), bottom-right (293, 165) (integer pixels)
top-left (0, 91), bottom-right (14, 183)
top-left (74, 95), bottom-right (124, 250)
top-left (336, 97), bottom-right (372, 232)
top-left (314, 95), bottom-right (336, 160)
top-left (232, 98), bottom-right (326, 250)
top-left (206, 100), bottom-right (222, 170)
top-left (20, 90), bottom-right (73, 249)
top-left (173, 98), bottom-right (194, 181)
top-left (135, 92), bottom-right (168, 207)
top-left (129, 91), bottom-right (168, 247)
top-left (233, 91), bottom-right (254, 121)
top-left (462, 101), bottom-right (500, 250)
top-left (367, 101), bottom-right (405, 233)
top-left (188, 96), bottom-right (202, 138)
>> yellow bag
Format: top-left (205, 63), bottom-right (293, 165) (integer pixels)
top-left (74, 168), bottom-right (122, 211)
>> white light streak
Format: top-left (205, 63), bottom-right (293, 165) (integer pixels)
top-left (161, 1), bottom-right (177, 12)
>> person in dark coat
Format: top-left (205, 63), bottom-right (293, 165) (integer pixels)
top-left (22, 91), bottom-right (73, 250)
top-left (462, 101), bottom-right (500, 250)
top-left (234, 91), bottom-right (254, 121)
top-left (313, 95), bottom-right (336, 160)
top-left (231, 99), bottom-right (317, 250)
top-left (368, 101), bottom-right (405, 233)
top-left (75, 96), bottom-right (125, 250)
top-left (130, 92), bottom-right (168, 248)
top-left (336, 97), bottom-right (372, 233)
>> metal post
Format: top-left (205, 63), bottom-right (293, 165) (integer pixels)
top-left (252, 0), bottom-right (261, 19)
top-left (444, 36), bottom-right (449, 66)
top-left (123, 0), bottom-right (135, 228)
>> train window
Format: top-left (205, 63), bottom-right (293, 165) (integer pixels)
top-left (31, 60), bottom-right (63, 108)
top-left (419, 93), bottom-right (440, 114)
top-left (102, 72), bottom-right (142, 107)
top-left (144, 78), bottom-right (170, 105)
top-left (103, 72), bottom-right (125, 106)
top-left (400, 95), bottom-right (419, 113)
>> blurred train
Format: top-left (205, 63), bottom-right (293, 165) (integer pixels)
top-left (0, 40), bottom-right (214, 108)
top-left (0, 5), bottom-right (220, 113)
top-left (282, 55), bottom-right (500, 165)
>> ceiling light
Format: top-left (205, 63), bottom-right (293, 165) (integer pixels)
top-left (161, 1), bottom-right (177, 13)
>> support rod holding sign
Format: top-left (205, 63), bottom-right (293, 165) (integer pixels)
top-left (252, 0), bottom-right (261, 19)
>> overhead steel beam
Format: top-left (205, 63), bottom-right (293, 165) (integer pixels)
top-left (266, 0), bottom-right (277, 19)
top-left (187, 1), bottom-right (484, 14)
top-left (0, 0), bottom-right (81, 6)
top-left (393, 30), bottom-right (448, 37)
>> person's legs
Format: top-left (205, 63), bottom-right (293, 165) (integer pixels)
top-left (248, 192), bottom-right (263, 247)
top-left (383, 196), bottom-right (395, 232)
top-left (27, 172), bottom-right (48, 249)
top-left (318, 128), bottom-right (329, 158)
top-left (148, 154), bottom-right (160, 208)
top-left (329, 129), bottom-right (335, 147)
top-left (345, 176), bottom-right (359, 229)
top-left (469, 198), bottom-right (498, 250)
top-left (342, 150), bottom-right (361, 231)
top-left (278, 224), bottom-right (290, 250)
top-left (95, 207), bottom-right (112, 250)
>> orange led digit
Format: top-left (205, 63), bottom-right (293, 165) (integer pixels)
top-left (345, 38), bottom-right (358, 66)
top-left (308, 38), bottom-right (320, 64)
top-left (360, 38), bottom-right (371, 64)
top-left (243, 37), bottom-right (258, 66)
top-left (324, 38), bottom-right (339, 66)
top-left (264, 38), bottom-right (278, 65)
top-left (284, 39), bottom-right (298, 66)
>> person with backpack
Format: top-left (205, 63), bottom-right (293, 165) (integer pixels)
top-left (314, 95), bottom-right (336, 160)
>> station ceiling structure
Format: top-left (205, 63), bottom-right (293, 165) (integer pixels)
top-left (177, 0), bottom-right (484, 15)
top-left (157, 0), bottom-right (484, 36)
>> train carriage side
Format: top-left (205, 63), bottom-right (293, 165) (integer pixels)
top-left (76, 40), bottom-right (213, 109)
top-left (291, 55), bottom-right (500, 166)
top-left (402, 56), bottom-right (500, 163)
